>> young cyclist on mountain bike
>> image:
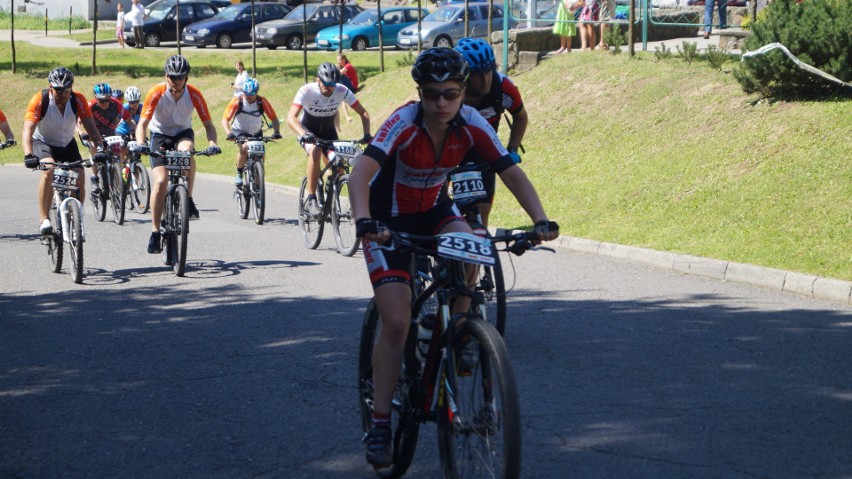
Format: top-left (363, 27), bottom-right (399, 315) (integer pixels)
top-left (0, 107), bottom-right (15, 146)
top-left (348, 47), bottom-right (558, 467)
top-left (133, 55), bottom-right (221, 254)
top-left (116, 86), bottom-right (143, 162)
top-left (22, 67), bottom-right (104, 235)
top-left (286, 62), bottom-right (371, 217)
top-left (454, 37), bottom-right (529, 226)
top-left (221, 77), bottom-right (282, 186)
top-left (82, 83), bottom-right (135, 193)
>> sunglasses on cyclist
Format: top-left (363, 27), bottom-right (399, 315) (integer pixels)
top-left (320, 80), bottom-right (336, 87)
top-left (51, 86), bottom-right (71, 95)
top-left (167, 74), bottom-right (187, 81)
top-left (419, 87), bottom-right (464, 102)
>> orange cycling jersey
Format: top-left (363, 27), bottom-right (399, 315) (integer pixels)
top-left (25, 91), bottom-right (94, 147)
top-left (140, 83), bottom-right (212, 136)
top-left (222, 95), bottom-right (278, 135)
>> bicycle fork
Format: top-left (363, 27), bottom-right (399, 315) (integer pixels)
top-left (58, 197), bottom-right (85, 243)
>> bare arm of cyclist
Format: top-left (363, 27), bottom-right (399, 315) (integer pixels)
top-left (349, 153), bottom-right (389, 243)
top-left (80, 116), bottom-right (103, 146)
top-left (350, 102), bottom-right (371, 141)
top-left (497, 165), bottom-right (557, 241)
top-left (507, 106), bottom-right (528, 153)
top-left (286, 104), bottom-right (306, 138)
top-left (201, 119), bottom-right (218, 148)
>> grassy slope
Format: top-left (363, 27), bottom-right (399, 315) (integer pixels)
top-left (0, 43), bottom-right (849, 279)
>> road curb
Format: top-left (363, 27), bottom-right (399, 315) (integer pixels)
top-left (543, 230), bottom-right (850, 306)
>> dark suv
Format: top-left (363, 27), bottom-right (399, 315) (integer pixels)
top-left (126, 0), bottom-right (219, 48)
top-left (253, 3), bottom-right (363, 50)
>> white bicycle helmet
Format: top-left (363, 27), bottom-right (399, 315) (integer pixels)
top-left (125, 86), bottom-right (142, 103)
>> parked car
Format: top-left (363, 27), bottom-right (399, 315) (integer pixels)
top-left (127, 0), bottom-right (219, 47)
top-left (396, 2), bottom-right (515, 49)
top-left (253, 3), bottom-right (364, 50)
top-left (315, 6), bottom-right (428, 51)
top-left (182, 2), bottom-right (291, 48)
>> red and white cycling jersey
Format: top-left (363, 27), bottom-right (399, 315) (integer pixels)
top-left (364, 102), bottom-right (514, 218)
top-left (475, 72), bottom-right (524, 131)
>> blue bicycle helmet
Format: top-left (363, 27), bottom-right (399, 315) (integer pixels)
top-left (242, 78), bottom-right (259, 96)
top-left (454, 37), bottom-right (496, 73)
top-left (93, 83), bottom-right (112, 100)
top-left (111, 88), bottom-right (124, 100)
top-left (411, 47), bottom-right (470, 85)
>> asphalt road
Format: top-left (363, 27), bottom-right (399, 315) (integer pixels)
top-left (1, 163), bottom-right (851, 478)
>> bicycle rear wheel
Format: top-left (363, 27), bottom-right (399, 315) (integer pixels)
top-left (358, 299), bottom-right (420, 479)
top-left (47, 205), bottom-right (63, 273)
top-left (332, 174), bottom-right (359, 256)
top-left (67, 200), bottom-right (84, 284)
top-left (109, 163), bottom-right (126, 225)
top-left (251, 161), bottom-right (265, 225)
top-left (91, 169), bottom-right (107, 222)
top-left (298, 176), bottom-right (324, 249)
top-left (477, 256), bottom-right (507, 336)
top-left (438, 315), bottom-right (521, 479)
top-left (130, 161), bottom-right (151, 214)
top-left (173, 186), bottom-right (190, 276)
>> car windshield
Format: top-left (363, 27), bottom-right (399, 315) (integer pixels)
top-left (212, 4), bottom-right (247, 20)
top-left (349, 10), bottom-right (378, 26)
top-left (147, 3), bottom-right (174, 20)
top-left (284, 5), bottom-right (319, 21)
top-left (423, 5), bottom-right (461, 22)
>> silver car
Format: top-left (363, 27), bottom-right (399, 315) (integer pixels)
top-left (396, 2), bottom-right (515, 49)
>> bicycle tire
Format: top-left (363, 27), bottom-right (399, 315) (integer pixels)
top-left (173, 186), bottom-right (190, 276)
top-left (162, 192), bottom-right (174, 267)
top-left (67, 200), bottom-right (84, 284)
top-left (358, 299), bottom-right (420, 479)
top-left (437, 315), bottom-right (521, 479)
top-left (130, 161), bottom-right (151, 214)
top-left (91, 169), bottom-right (107, 222)
top-left (477, 255), bottom-right (507, 336)
top-left (298, 176), bottom-right (324, 249)
top-left (332, 174), bottom-right (359, 256)
top-left (251, 161), bottom-right (265, 225)
top-left (109, 162), bottom-right (126, 225)
top-left (47, 205), bottom-right (63, 273)
top-left (236, 178), bottom-right (250, 220)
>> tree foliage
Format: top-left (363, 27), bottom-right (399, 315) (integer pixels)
top-left (733, 0), bottom-right (851, 98)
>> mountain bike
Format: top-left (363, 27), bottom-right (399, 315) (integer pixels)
top-left (448, 163), bottom-right (507, 335)
top-left (87, 136), bottom-right (126, 225)
top-left (233, 135), bottom-right (275, 225)
top-left (142, 147), bottom-right (217, 277)
top-left (30, 158), bottom-right (93, 284)
top-left (122, 134), bottom-right (151, 214)
top-left (297, 138), bottom-right (365, 256)
top-left (358, 230), bottom-right (552, 478)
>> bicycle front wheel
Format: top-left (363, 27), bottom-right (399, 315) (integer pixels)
top-left (250, 161), bottom-right (265, 225)
top-left (67, 200), bottom-right (84, 284)
top-left (173, 186), bottom-right (190, 277)
top-left (358, 299), bottom-right (420, 479)
top-left (130, 161), bottom-right (151, 214)
top-left (47, 205), bottom-right (63, 273)
top-left (438, 315), bottom-right (521, 479)
top-left (477, 256), bottom-right (507, 336)
top-left (109, 163), bottom-right (126, 225)
top-left (91, 169), bottom-right (107, 222)
top-left (332, 174), bottom-right (359, 256)
top-left (298, 176), bottom-right (324, 249)
top-left (236, 169), bottom-right (250, 219)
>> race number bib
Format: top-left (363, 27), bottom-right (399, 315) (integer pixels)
top-left (164, 151), bottom-right (191, 170)
top-left (105, 135), bottom-right (124, 154)
top-left (246, 140), bottom-right (265, 155)
top-left (52, 168), bottom-right (79, 190)
top-left (436, 232), bottom-right (495, 266)
top-left (449, 170), bottom-right (487, 205)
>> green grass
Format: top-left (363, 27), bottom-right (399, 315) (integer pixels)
top-left (0, 41), bottom-right (849, 280)
top-left (67, 30), bottom-right (116, 43)
top-left (0, 12), bottom-right (91, 30)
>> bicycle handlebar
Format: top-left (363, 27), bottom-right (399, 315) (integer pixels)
top-left (381, 229), bottom-right (554, 257)
top-left (137, 147), bottom-right (219, 158)
top-left (234, 136), bottom-right (277, 144)
top-left (30, 159), bottom-right (94, 170)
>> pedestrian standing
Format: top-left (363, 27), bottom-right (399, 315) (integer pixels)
top-left (129, 0), bottom-right (146, 49)
top-left (116, 3), bottom-right (126, 49)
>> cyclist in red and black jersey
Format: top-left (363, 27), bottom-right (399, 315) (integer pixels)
top-left (81, 83), bottom-right (135, 193)
top-left (349, 47), bottom-right (558, 468)
top-left (455, 37), bottom-right (529, 226)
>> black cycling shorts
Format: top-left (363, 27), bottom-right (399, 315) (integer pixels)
top-left (148, 128), bottom-right (194, 169)
top-left (32, 138), bottom-right (84, 163)
top-left (362, 200), bottom-right (466, 289)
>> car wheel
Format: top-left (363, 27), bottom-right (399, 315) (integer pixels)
top-left (352, 36), bottom-right (368, 51)
top-left (266, 45), bottom-right (278, 50)
top-left (285, 33), bottom-right (302, 50)
top-left (433, 35), bottom-right (452, 48)
top-left (144, 32), bottom-right (161, 48)
top-left (216, 32), bottom-right (233, 49)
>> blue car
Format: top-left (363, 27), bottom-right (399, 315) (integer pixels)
top-left (315, 6), bottom-right (428, 51)
top-left (182, 2), bottom-right (291, 48)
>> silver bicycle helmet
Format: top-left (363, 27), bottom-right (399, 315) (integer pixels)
top-left (317, 62), bottom-right (340, 86)
top-left (164, 55), bottom-right (191, 76)
top-left (48, 67), bottom-right (75, 89)
top-left (411, 48), bottom-right (470, 85)
top-left (125, 86), bottom-right (142, 103)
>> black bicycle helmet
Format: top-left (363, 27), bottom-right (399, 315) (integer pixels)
top-left (48, 67), bottom-right (75, 89)
top-left (164, 54), bottom-right (191, 76)
top-left (411, 47), bottom-right (470, 85)
top-left (454, 37), bottom-right (496, 73)
top-left (317, 62), bottom-right (340, 86)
